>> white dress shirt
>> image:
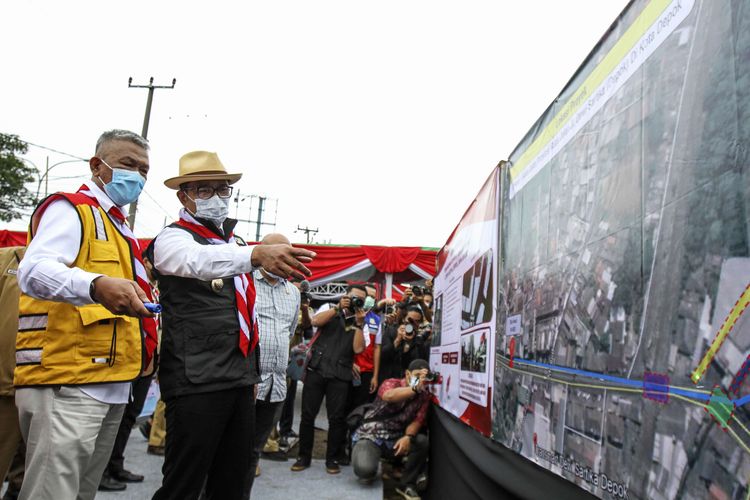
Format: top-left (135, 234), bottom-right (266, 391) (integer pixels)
top-left (253, 270), bottom-right (299, 402)
top-left (17, 180), bottom-right (131, 404)
top-left (152, 218), bottom-right (255, 280)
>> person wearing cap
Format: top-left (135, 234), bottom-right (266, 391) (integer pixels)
top-left (14, 129), bottom-right (158, 500)
top-left (149, 151), bottom-right (315, 500)
top-left (351, 358), bottom-right (432, 500)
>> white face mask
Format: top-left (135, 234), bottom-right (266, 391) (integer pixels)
top-left (192, 195), bottom-right (230, 226)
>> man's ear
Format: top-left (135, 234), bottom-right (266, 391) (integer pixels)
top-left (89, 156), bottom-right (102, 177)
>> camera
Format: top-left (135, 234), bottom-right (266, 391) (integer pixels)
top-left (424, 370), bottom-right (440, 383)
top-left (299, 280), bottom-right (311, 303)
top-left (341, 295), bottom-right (365, 328)
top-left (384, 304), bottom-right (395, 314)
top-left (350, 296), bottom-right (365, 310)
top-left (411, 286), bottom-right (424, 297)
top-left (415, 324), bottom-right (432, 342)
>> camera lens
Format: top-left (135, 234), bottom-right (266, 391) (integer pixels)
top-left (405, 324), bottom-right (414, 334)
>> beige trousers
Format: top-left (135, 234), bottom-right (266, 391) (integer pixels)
top-left (148, 398), bottom-right (166, 447)
top-left (15, 386), bottom-right (125, 500)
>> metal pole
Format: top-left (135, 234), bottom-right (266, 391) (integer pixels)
top-left (44, 156), bottom-right (49, 197)
top-left (127, 76), bottom-right (176, 228)
top-left (141, 86), bottom-right (155, 139)
top-left (255, 196), bottom-right (265, 242)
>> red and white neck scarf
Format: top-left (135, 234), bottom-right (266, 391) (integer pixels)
top-left (76, 186), bottom-right (159, 365)
top-left (175, 209), bottom-right (258, 357)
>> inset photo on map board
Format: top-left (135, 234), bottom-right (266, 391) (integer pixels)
top-left (461, 249), bottom-right (493, 330)
top-left (459, 327), bottom-right (490, 406)
top-left (431, 294), bottom-right (443, 346)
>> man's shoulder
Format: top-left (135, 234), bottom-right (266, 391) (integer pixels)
top-left (381, 378), bottom-right (404, 391)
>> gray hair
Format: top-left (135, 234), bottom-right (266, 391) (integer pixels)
top-left (95, 129), bottom-right (149, 155)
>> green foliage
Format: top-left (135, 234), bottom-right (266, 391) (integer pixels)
top-left (0, 134), bottom-right (35, 222)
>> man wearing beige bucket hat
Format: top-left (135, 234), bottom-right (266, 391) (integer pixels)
top-left (148, 151), bottom-right (315, 500)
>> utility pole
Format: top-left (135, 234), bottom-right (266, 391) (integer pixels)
top-left (255, 196), bottom-right (265, 242)
top-left (127, 76), bottom-right (176, 228)
top-left (295, 225), bottom-right (319, 244)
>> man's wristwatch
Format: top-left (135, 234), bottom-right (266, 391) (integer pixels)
top-left (89, 276), bottom-right (101, 302)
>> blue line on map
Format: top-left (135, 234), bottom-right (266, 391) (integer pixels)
top-left (513, 358), bottom-right (714, 402)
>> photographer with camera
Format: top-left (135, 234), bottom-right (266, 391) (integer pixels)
top-left (376, 305), bottom-right (430, 385)
top-left (291, 285), bottom-right (366, 475)
top-left (400, 285), bottom-right (433, 323)
top-left (352, 358), bottom-right (433, 500)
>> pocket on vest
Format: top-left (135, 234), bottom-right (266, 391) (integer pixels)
top-left (75, 305), bottom-right (129, 364)
top-left (87, 240), bottom-right (124, 277)
top-left (184, 329), bottom-right (245, 384)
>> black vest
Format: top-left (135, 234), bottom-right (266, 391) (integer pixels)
top-left (308, 312), bottom-right (355, 382)
top-left (150, 221), bottom-right (259, 400)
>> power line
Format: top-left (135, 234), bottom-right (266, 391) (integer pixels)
top-left (140, 187), bottom-right (174, 219)
top-left (3, 134), bottom-right (88, 161)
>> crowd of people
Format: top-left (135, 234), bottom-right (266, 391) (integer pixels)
top-left (0, 129), bottom-right (436, 500)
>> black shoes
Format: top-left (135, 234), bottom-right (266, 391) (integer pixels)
top-left (261, 450), bottom-right (288, 462)
top-left (147, 444), bottom-right (165, 456)
top-left (110, 469), bottom-right (145, 483)
top-left (98, 474), bottom-right (126, 492)
top-left (290, 458), bottom-right (311, 471)
top-left (325, 461), bottom-right (341, 474)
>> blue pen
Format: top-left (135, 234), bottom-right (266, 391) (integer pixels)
top-left (144, 302), bottom-right (162, 313)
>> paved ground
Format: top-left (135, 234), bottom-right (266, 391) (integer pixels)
top-left (97, 387), bottom-right (383, 500)
top-left (2, 386), bottom-right (388, 499)
top-left (95, 437), bottom-right (382, 500)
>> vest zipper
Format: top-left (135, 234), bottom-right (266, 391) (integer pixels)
top-left (109, 321), bottom-right (117, 367)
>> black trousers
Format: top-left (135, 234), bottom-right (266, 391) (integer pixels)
top-left (297, 370), bottom-right (349, 463)
top-left (244, 398), bottom-right (283, 498)
top-left (107, 374), bottom-right (153, 474)
top-left (152, 386), bottom-right (255, 500)
top-left (278, 379), bottom-right (297, 436)
top-left (349, 371), bottom-right (375, 410)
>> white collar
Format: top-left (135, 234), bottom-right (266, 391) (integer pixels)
top-left (83, 179), bottom-right (125, 217)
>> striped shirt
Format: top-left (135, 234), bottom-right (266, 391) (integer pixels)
top-left (253, 270), bottom-right (300, 402)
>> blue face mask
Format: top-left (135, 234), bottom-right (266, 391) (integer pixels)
top-left (99, 159), bottom-right (145, 206)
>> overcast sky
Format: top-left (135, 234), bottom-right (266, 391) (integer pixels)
top-left (0, 1), bottom-right (629, 248)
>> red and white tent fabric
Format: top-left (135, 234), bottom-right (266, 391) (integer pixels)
top-left (296, 244), bottom-right (437, 298)
top-left (0, 230), bottom-right (437, 297)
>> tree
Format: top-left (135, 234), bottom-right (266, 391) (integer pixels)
top-left (0, 134), bottom-right (35, 222)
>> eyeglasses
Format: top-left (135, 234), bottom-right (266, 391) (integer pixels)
top-left (183, 185), bottom-right (234, 200)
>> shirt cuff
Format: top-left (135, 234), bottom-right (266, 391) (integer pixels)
top-left (244, 244), bottom-right (257, 272)
top-left (76, 271), bottom-right (105, 305)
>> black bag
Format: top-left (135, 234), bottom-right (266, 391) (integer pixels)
top-left (346, 402), bottom-right (398, 431)
top-left (346, 402), bottom-right (376, 431)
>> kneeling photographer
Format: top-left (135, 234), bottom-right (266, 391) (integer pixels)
top-left (377, 305), bottom-right (431, 384)
top-left (352, 359), bottom-right (433, 500)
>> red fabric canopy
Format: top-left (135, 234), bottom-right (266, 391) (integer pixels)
top-left (362, 246), bottom-right (420, 273)
top-left (0, 229), bottom-right (437, 286)
top-left (0, 230), bottom-right (26, 247)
